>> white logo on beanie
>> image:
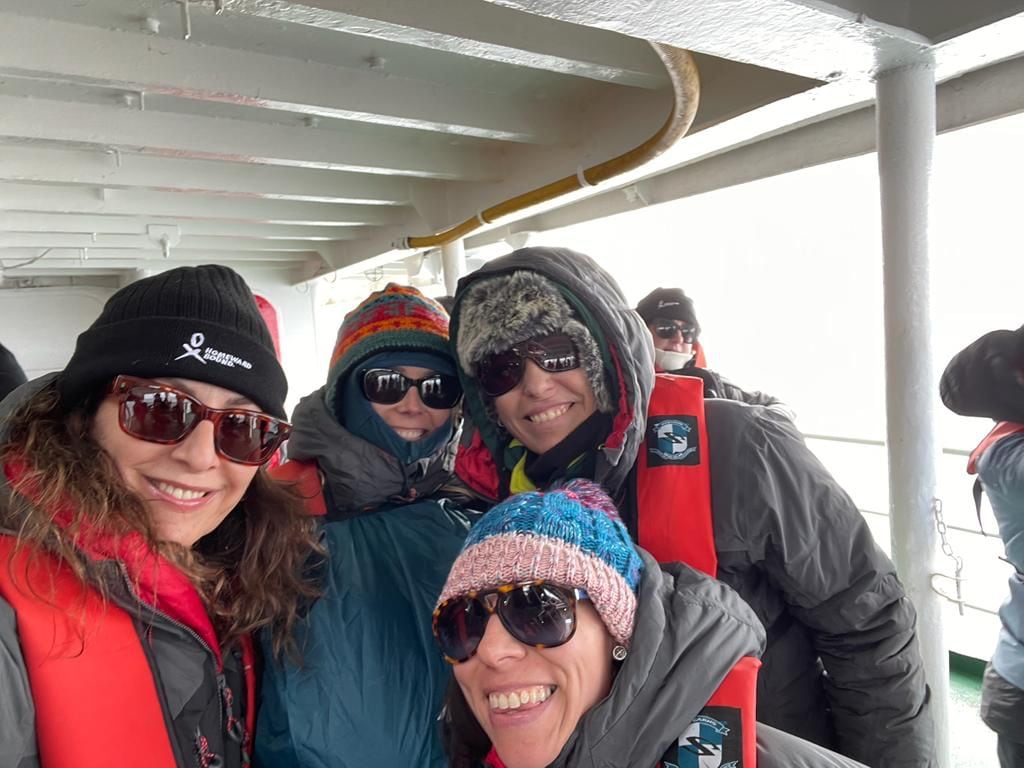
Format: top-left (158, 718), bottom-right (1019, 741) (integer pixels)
top-left (174, 332), bottom-right (207, 364)
top-left (173, 331), bottom-right (253, 370)
top-left (657, 299), bottom-right (681, 309)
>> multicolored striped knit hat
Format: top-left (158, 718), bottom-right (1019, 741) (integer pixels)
top-left (325, 283), bottom-right (452, 415)
top-left (437, 479), bottom-right (643, 645)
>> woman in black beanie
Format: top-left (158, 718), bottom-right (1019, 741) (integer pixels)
top-left (0, 265), bottom-right (319, 768)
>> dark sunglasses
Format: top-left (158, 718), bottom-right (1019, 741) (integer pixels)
top-left (433, 581), bottom-right (588, 664)
top-left (477, 334), bottom-right (581, 397)
top-left (109, 375), bottom-right (291, 466)
top-left (652, 321), bottom-right (697, 344)
top-left (360, 368), bottom-right (462, 410)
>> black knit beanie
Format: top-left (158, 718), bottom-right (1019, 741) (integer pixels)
top-left (635, 287), bottom-right (700, 337)
top-left (58, 265), bottom-right (287, 419)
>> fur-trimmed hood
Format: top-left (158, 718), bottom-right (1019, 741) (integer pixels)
top-left (455, 269), bottom-right (612, 413)
top-left (449, 246), bottom-right (654, 500)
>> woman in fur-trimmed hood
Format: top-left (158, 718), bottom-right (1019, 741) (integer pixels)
top-left (448, 246), bottom-right (936, 768)
top-left (451, 247), bottom-right (652, 501)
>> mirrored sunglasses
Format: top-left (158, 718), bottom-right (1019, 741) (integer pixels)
top-left (109, 375), bottom-right (290, 466)
top-left (360, 368), bottom-right (462, 410)
top-left (652, 321), bottom-right (697, 344)
top-left (433, 581), bottom-right (588, 664)
top-left (477, 334), bottom-right (581, 397)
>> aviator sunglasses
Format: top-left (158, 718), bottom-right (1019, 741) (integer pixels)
top-left (361, 368), bottom-right (462, 410)
top-left (477, 333), bottom-right (581, 397)
top-left (652, 320), bottom-right (697, 344)
top-left (109, 375), bottom-right (291, 466)
top-left (433, 581), bottom-right (588, 664)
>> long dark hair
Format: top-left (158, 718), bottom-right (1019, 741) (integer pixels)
top-left (442, 676), bottom-right (492, 767)
top-left (0, 379), bottom-right (320, 656)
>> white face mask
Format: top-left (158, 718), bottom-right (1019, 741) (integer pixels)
top-left (653, 347), bottom-right (693, 371)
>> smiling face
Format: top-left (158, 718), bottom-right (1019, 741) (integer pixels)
top-left (453, 601), bottom-right (615, 768)
top-left (91, 377), bottom-right (260, 547)
top-left (648, 318), bottom-right (694, 356)
top-left (368, 365), bottom-right (453, 441)
top-left (492, 361), bottom-right (597, 455)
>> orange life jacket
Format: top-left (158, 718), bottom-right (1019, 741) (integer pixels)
top-left (968, 421), bottom-right (1024, 474)
top-left (0, 535), bottom-right (178, 768)
top-left (635, 373), bottom-right (760, 768)
top-left (967, 421), bottom-right (1024, 529)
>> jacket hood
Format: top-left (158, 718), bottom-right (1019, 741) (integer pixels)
top-left (449, 247), bottom-right (654, 499)
top-left (287, 386), bottom-right (457, 513)
top-left (550, 551), bottom-right (765, 768)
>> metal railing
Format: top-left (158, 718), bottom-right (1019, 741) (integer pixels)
top-left (802, 432), bottom-right (1000, 616)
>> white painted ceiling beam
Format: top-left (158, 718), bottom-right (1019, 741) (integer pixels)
top-left (0, 183), bottom-right (406, 225)
top-left (0, 13), bottom-right (560, 144)
top-left (0, 248), bottom-right (315, 264)
top-left (483, 0), bottom-right (931, 81)
top-left (0, 233), bottom-right (330, 251)
top-left (220, 0), bottom-right (666, 88)
top-left (0, 145), bottom-right (411, 205)
top-left (0, 213), bottom-right (365, 240)
top-left (0, 95), bottom-right (499, 180)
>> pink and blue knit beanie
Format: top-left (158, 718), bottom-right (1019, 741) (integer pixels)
top-left (437, 479), bottom-right (643, 645)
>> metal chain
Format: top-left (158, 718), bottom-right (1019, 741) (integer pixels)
top-left (932, 497), bottom-right (965, 615)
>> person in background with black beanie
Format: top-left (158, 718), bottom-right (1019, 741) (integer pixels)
top-left (940, 325), bottom-right (1024, 768)
top-left (636, 287), bottom-right (792, 416)
top-left (0, 341), bottom-right (27, 402)
top-left (0, 265), bottom-right (320, 768)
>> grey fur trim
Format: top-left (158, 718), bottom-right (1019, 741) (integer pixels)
top-left (457, 270), bottom-right (612, 412)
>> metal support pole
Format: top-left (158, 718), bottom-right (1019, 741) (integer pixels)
top-left (876, 62), bottom-right (950, 768)
top-left (441, 240), bottom-right (466, 296)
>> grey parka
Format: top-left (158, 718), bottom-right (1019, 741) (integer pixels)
top-left (450, 247), bottom-right (936, 768)
top-left (545, 552), bottom-right (868, 768)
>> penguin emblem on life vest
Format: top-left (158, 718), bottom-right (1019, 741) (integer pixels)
top-left (648, 416), bottom-right (699, 466)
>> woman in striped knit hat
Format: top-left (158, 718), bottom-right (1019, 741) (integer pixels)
top-left (434, 480), bottom-right (869, 768)
top-left (255, 284), bottom-right (474, 768)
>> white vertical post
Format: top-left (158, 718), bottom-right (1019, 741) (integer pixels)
top-left (876, 62), bottom-right (950, 768)
top-left (441, 239), bottom-right (466, 296)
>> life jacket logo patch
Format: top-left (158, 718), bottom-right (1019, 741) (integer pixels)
top-left (666, 707), bottom-right (742, 768)
top-left (647, 415), bottom-right (699, 466)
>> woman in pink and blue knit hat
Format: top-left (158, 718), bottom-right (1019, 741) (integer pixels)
top-left (435, 480), bottom-right (869, 768)
top-left (255, 284), bottom-right (474, 768)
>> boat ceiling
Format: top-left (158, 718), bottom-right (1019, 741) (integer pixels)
top-left (1, 0), bottom-right (1023, 286)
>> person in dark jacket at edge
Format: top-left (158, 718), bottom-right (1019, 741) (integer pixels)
top-left (0, 341), bottom-right (27, 402)
top-left (0, 265), bottom-right (319, 768)
top-left (635, 286), bottom-right (793, 417)
top-left (254, 284), bottom-right (474, 768)
top-left (435, 479), bottom-right (868, 768)
top-left (940, 324), bottom-right (1024, 768)
top-left (447, 246), bottom-right (935, 768)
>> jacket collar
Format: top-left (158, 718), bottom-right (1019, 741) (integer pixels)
top-left (546, 552), bottom-right (764, 768)
top-left (287, 386), bottom-right (456, 514)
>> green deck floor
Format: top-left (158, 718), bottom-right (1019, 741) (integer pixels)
top-left (949, 653), bottom-right (997, 768)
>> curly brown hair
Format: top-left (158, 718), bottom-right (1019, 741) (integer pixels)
top-left (0, 379), bottom-right (321, 657)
